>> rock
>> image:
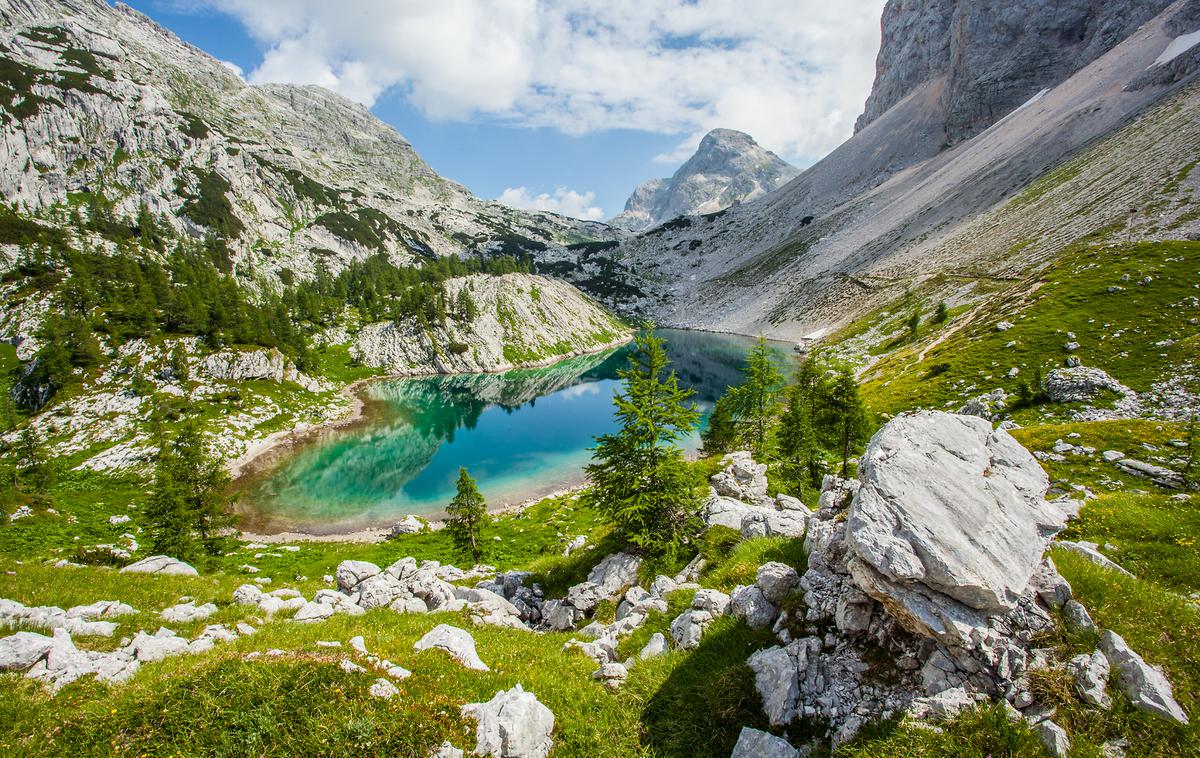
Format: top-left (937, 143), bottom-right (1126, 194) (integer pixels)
top-left (756, 562), bottom-right (800, 603)
top-left (704, 495), bottom-right (763, 529)
top-left (160, 601), bottom-right (218, 623)
top-left (1115, 458), bottom-right (1184, 489)
top-left (748, 645), bottom-right (799, 726)
top-left (565, 582), bottom-right (605, 614)
top-left (845, 411), bottom-right (1073, 645)
top-left (1044, 366), bottom-right (1136, 404)
top-left (129, 630), bottom-right (190, 662)
top-left (639, 632), bottom-right (668, 660)
top-left (120, 555), bottom-right (198, 576)
top-left (389, 515), bottom-right (426, 536)
top-left (539, 599), bottom-right (578, 631)
top-left (232, 584), bottom-right (264, 606)
top-left (1029, 560), bottom-right (1072, 609)
top-left (730, 726), bottom-right (799, 758)
top-left (1057, 541), bottom-right (1135, 577)
top-left (354, 574), bottom-right (407, 610)
top-left (669, 609), bottom-right (713, 650)
top-left (590, 662), bottom-right (628, 688)
top-left (561, 535), bottom-right (587, 556)
top-left (711, 451), bottom-right (770, 502)
top-left (586, 552), bottom-right (642, 596)
top-left (413, 624), bottom-right (489, 671)
top-left (461, 684), bottom-right (554, 758)
top-left (741, 509), bottom-right (808, 539)
top-left (340, 659), bottom-right (366, 673)
top-left (691, 589), bottom-right (731, 616)
top-left (336, 560), bottom-right (381, 593)
top-left (0, 631), bottom-right (54, 671)
top-left (349, 635), bottom-right (367, 655)
top-left (907, 687), bottom-right (976, 720)
top-left (1062, 599), bottom-right (1096, 634)
top-left (292, 601), bottom-right (335, 623)
top-left (731, 585), bottom-right (778, 630)
top-left (369, 678), bottom-right (399, 699)
top-left (1100, 631), bottom-right (1189, 724)
top-left (431, 742), bottom-right (464, 758)
top-left (1069, 650), bottom-right (1111, 708)
top-left (1033, 720), bottom-right (1071, 758)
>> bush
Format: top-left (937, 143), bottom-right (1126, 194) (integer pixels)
top-left (447, 341), bottom-right (470, 355)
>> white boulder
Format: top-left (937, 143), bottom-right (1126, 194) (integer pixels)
top-left (413, 624), bottom-right (489, 671)
top-left (461, 684), bottom-right (554, 758)
top-left (120, 555), bottom-right (198, 576)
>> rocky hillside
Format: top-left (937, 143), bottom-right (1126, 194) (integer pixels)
top-left (609, 129), bottom-right (798, 232)
top-left (0, 0), bottom-right (617, 283)
top-left (604, 0), bottom-right (1200, 341)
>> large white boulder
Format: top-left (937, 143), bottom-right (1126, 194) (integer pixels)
top-left (120, 555), bottom-right (198, 576)
top-left (586, 552), bottom-right (642, 596)
top-left (335, 560), bottom-right (381, 594)
top-left (0, 631), bottom-right (54, 671)
top-left (413, 624), bottom-right (489, 671)
top-left (461, 684), bottom-right (554, 758)
top-left (845, 411), bottom-right (1074, 645)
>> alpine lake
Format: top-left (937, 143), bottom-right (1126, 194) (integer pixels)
top-left (233, 329), bottom-right (796, 533)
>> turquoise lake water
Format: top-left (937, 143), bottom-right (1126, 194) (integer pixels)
top-left (236, 329), bottom-right (794, 532)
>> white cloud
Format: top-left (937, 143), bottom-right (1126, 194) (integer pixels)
top-left (219, 59), bottom-right (245, 80)
top-left (496, 187), bottom-right (605, 221)
top-left (198, 0), bottom-right (887, 164)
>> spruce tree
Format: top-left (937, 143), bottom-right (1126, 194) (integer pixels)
top-left (933, 300), bottom-right (949, 324)
top-left (145, 421), bottom-right (234, 559)
top-left (824, 366), bottom-right (871, 476)
top-left (586, 328), bottom-right (701, 554)
top-left (777, 380), bottom-right (821, 490)
top-left (732, 336), bottom-right (783, 456)
top-left (14, 426), bottom-right (51, 492)
top-left (445, 467), bottom-right (490, 563)
top-left (701, 392), bottom-right (738, 455)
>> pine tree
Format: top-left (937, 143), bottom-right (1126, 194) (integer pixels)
top-left (906, 310), bottom-right (920, 339)
top-left (777, 380), bottom-right (821, 490)
top-left (701, 392), bottom-right (738, 455)
top-left (14, 426), bottom-right (51, 492)
top-left (445, 467), bottom-right (490, 563)
top-left (933, 300), bottom-right (949, 324)
top-left (586, 328), bottom-right (701, 554)
top-left (732, 336), bottom-right (783, 456)
top-left (169, 345), bottom-right (190, 383)
top-left (823, 366), bottom-right (871, 476)
top-left (145, 421), bottom-right (234, 560)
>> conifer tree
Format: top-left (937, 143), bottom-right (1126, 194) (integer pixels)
top-left (14, 426), bottom-right (51, 493)
top-left (586, 328), bottom-right (701, 554)
top-left (445, 467), bottom-right (490, 563)
top-left (145, 421), bottom-right (234, 559)
top-left (824, 366), bottom-right (871, 476)
top-left (701, 392), bottom-right (738, 455)
top-left (732, 336), bottom-right (783, 456)
top-left (933, 300), bottom-right (949, 324)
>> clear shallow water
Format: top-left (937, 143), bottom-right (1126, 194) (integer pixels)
top-left (235, 329), bottom-right (794, 532)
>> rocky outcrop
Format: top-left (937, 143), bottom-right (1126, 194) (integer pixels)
top-left (1100, 631), bottom-right (1189, 724)
top-left (745, 410), bottom-right (1187, 747)
top-left (846, 411), bottom-right (1075, 645)
top-left (610, 129), bottom-right (798, 232)
top-left (197, 348), bottom-right (326, 393)
top-left (349, 274), bottom-right (627, 376)
top-left (856, 0), bottom-right (1176, 143)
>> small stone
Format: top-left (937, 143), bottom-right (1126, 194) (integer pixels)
top-left (369, 678), bottom-right (399, 699)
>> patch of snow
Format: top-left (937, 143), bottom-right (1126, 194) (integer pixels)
top-left (1152, 30), bottom-right (1200, 67)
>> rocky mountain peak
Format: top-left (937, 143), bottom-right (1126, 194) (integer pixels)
top-left (610, 128), bottom-right (799, 232)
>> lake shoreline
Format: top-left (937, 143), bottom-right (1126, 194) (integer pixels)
top-left (225, 333), bottom-right (634, 483)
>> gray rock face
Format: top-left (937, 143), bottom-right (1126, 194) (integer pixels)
top-left (756, 563), bottom-right (801, 604)
top-left (335, 560), bottom-right (382, 594)
top-left (413, 624), bottom-right (489, 672)
top-left (845, 411), bottom-right (1073, 645)
top-left (748, 644), bottom-right (800, 726)
top-left (610, 129), bottom-right (798, 232)
top-left (120, 555), bottom-right (198, 576)
top-left (730, 726), bottom-right (799, 758)
top-left (461, 684), bottom-right (554, 758)
top-left (639, 633), bottom-right (668, 660)
top-left (0, 631), bottom-right (55, 671)
top-left (730, 585), bottom-right (777, 630)
top-left (1100, 631), bottom-right (1189, 724)
top-left (1033, 719), bottom-right (1071, 758)
top-left (856, 0), bottom-right (1175, 143)
top-left (160, 601), bottom-right (217, 624)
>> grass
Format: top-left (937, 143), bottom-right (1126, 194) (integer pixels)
top-left (861, 240), bottom-right (1200, 418)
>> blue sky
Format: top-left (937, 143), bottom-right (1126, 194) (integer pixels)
top-left (119, 1), bottom-right (885, 219)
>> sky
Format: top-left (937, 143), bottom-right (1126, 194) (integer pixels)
top-left (120, 1), bottom-right (887, 220)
